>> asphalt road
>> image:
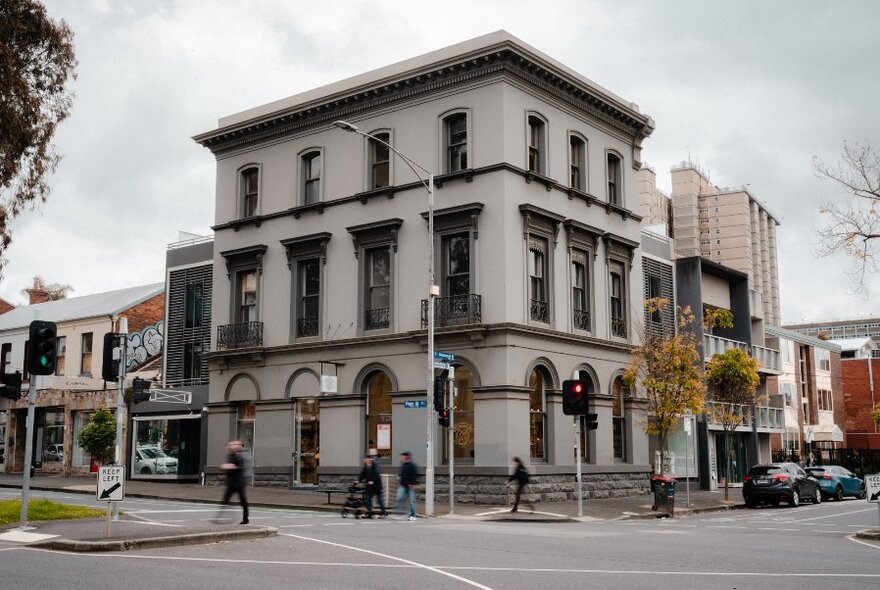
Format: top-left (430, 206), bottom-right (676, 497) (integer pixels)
top-left (1, 488), bottom-right (879, 589)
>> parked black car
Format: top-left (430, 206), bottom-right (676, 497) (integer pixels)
top-left (742, 463), bottom-right (821, 508)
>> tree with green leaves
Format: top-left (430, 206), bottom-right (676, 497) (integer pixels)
top-left (75, 407), bottom-right (116, 465)
top-left (871, 402), bottom-right (880, 427)
top-left (0, 0), bottom-right (77, 275)
top-left (705, 347), bottom-right (760, 501)
top-left (624, 299), bottom-right (705, 474)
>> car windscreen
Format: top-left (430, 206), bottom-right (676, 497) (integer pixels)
top-left (806, 467), bottom-right (826, 475)
top-left (749, 466), bottom-right (784, 476)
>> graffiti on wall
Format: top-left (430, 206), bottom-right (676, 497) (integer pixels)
top-left (126, 321), bottom-right (164, 369)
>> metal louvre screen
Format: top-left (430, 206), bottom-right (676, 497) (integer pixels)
top-left (642, 257), bottom-right (675, 339)
top-left (166, 264), bottom-right (212, 386)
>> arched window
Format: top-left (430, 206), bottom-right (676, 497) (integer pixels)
top-left (365, 371), bottom-right (393, 461)
top-left (612, 376), bottom-right (627, 461)
top-left (446, 364), bottom-right (475, 462)
top-left (606, 152), bottom-right (622, 206)
top-left (529, 367), bottom-right (551, 460)
top-left (527, 114), bottom-right (547, 174)
top-left (569, 134), bottom-right (586, 190)
top-left (442, 112), bottom-right (468, 173)
top-left (240, 167), bottom-right (259, 218)
top-left (368, 132), bottom-right (390, 189)
top-left (301, 150), bottom-right (322, 205)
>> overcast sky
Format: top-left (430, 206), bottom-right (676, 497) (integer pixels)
top-left (4, 0), bottom-right (879, 325)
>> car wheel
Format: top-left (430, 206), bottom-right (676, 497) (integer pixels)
top-left (140, 467), bottom-right (151, 475)
top-left (858, 485), bottom-right (867, 500)
top-left (813, 488), bottom-right (821, 504)
top-left (834, 485), bottom-right (844, 502)
top-left (788, 489), bottom-right (800, 507)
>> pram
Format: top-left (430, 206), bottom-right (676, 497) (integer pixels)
top-left (340, 485), bottom-right (367, 518)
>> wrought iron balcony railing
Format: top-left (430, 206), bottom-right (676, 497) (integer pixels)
top-left (573, 308), bottom-right (591, 331)
top-left (297, 316), bottom-right (319, 338)
top-left (611, 317), bottom-right (627, 338)
top-left (217, 321), bottom-right (263, 350)
top-left (421, 294), bottom-right (482, 328)
top-left (365, 308), bottom-right (390, 331)
top-left (530, 299), bottom-right (549, 323)
top-left (706, 401), bottom-right (784, 430)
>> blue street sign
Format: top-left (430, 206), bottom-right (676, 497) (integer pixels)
top-left (434, 351), bottom-right (455, 361)
top-left (404, 400), bottom-right (428, 409)
top-left (433, 361), bottom-right (450, 370)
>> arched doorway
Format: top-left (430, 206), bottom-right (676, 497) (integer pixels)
top-left (611, 376), bottom-right (627, 462)
top-left (365, 371), bottom-right (393, 463)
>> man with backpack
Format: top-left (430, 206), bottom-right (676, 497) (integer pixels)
top-left (508, 456), bottom-right (533, 513)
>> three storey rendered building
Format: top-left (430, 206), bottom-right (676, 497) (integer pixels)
top-left (195, 31), bottom-right (655, 501)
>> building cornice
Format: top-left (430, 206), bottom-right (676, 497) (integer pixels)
top-left (193, 46), bottom-right (653, 156)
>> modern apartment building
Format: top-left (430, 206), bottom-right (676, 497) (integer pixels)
top-left (639, 163), bottom-right (782, 327)
top-left (638, 166), bottom-right (671, 236)
top-left (0, 283), bottom-right (164, 475)
top-left (194, 31), bottom-right (656, 501)
top-left (785, 318), bottom-right (880, 348)
top-left (129, 234), bottom-right (213, 480)
top-left (765, 325), bottom-right (844, 459)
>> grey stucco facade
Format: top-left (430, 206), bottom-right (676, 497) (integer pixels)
top-left (195, 31), bottom-right (656, 501)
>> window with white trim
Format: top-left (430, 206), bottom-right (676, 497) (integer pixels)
top-left (369, 133), bottom-right (390, 189)
top-left (443, 113), bottom-right (468, 173)
top-left (527, 114), bottom-right (546, 174)
top-left (569, 134), bottom-right (586, 190)
top-left (302, 150), bottom-right (322, 205)
top-left (241, 167), bottom-right (259, 217)
top-left (607, 152), bottom-right (621, 206)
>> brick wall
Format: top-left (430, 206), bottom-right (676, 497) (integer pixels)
top-left (121, 293), bottom-right (165, 333)
top-left (841, 358), bottom-right (880, 448)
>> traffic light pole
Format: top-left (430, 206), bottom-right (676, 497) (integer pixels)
top-left (18, 378), bottom-right (38, 528)
top-left (574, 416), bottom-right (583, 518)
top-left (447, 368), bottom-right (455, 515)
top-left (113, 320), bottom-right (128, 520)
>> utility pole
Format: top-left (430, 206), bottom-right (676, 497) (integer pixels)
top-left (113, 318), bottom-right (128, 520)
top-left (447, 367), bottom-right (455, 514)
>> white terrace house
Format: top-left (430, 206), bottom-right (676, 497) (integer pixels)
top-left (194, 31), bottom-right (657, 501)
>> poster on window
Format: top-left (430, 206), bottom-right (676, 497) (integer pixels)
top-left (377, 424), bottom-right (391, 450)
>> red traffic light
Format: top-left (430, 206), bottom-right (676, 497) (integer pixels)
top-left (562, 379), bottom-right (589, 415)
top-left (572, 383), bottom-right (583, 394)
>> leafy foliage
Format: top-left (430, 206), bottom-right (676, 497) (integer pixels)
top-left (705, 347), bottom-right (761, 499)
top-left (813, 140), bottom-right (880, 291)
top-left (0, 498), bottom-right (103, 524)
top-left (0, 0), bottom-right (76, 275)
top-left (20, 274), bottom-right (72, 301)
top-left (75, 407), bottom-right (116, 464)
top-left (624, 299), bottom-right (705, 468)
top-left (871, 403), bottom-right (880, 426)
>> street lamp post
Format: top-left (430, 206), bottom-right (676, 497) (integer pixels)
top-left (333, 121), bottom-right (437, 516)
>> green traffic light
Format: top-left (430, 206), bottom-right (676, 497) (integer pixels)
top-left (40, 356), bottom-right (48, 367)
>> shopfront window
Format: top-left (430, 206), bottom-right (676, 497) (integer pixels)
top-left (72, 411), bottom-right (94, 467)
top-left (238, 403), bottom-right (256, 456)
top-left (131, 415), bottom-right (201, 478)
top-left (41, 409), bottom-right (65, 464)
top-left (529, 367), bottom-right (549, 461)
top-left (446, 365), bottom-right (474, 462)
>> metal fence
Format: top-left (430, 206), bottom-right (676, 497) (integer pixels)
top-left (772, 448), bottom-right (880, 478)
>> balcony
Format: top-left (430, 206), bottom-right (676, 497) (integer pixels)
top-left (217, 321), bottom-right (263, 350)
top-left (573, 308), bottom-right (591, 331)
top-left (530, 299), bottom-right (549, 323)
top-left (703, 334), bottom-right (749, 359)
top-left (365, 308), bottom-right (390, 331)
top-left (752, 344), bottom-right (781, 373)
top-left (296, 317), bottom-right (319, 338)
top-left (706, 401), bottom-right (784, 431)
top-left (421, 294), bottom-right (481, 328)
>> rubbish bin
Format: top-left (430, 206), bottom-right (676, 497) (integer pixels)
top-left (651, 475), bottom-right (676, 514)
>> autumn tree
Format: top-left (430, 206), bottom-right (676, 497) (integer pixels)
top-left (75, 407), bottom-right (116, 465)
top-left (705, 347), bottom-right (760, 501)
top-left (871, 403), bottom-right (880, 427)
top-left (0, 0), bottom-right (77, 275)
top-left (624, 299), bottom-right (705, 474)
top-left (812, 140), bottom-right (880, 290)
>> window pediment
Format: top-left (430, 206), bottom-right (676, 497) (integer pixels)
top-left (220, 244), bottom-right (268, 278)
top-left (519, 204), bottom-right (564, 246)
top-left (421, 202), bottom-right (484, 238)
top-left (603, 233), bottom-right (638, 268)
top-left (280, 232), bottom-right (331, 267)
top-left (346, 218), bottom-right (403, 258)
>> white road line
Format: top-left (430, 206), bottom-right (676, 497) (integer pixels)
top-left (759, 528), bottom-right (799, 532)
top-left (322, 523), bottom-right (355, 526)
top-left (442, 566), bottom-right (880, 578)
top-left (812, 530), bottom-right (848, 533)
top-left (121, 520), bottom-right (182, 528)
top-left (281, 533), bottom-right (495, 590)
top-left (790, 507), bottom-right (875, 522)
top-left (636, 530), bottom-right (688, 534)
top-left (708, 525), bottom-right (747, 529)
top-left (276, 524), bottom-right (315, 528)
top-left (846, 535), bottom-right (880, 551)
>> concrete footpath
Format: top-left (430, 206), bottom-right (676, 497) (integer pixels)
top-left (0, 473), bottom-right (741, 551)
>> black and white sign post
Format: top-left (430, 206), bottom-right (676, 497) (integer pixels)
top-left (98, 465), bottom-right (125, 538)
top-left (18, 373), bottom-right (38, 529)
top-left (113, 319), bottom-right (128, 520)
top-left (866, 473), bottom-right (880, 526)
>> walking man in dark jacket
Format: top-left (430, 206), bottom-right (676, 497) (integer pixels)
top-left (508, 456), bottom-right (533, 513)
top-left (357, 453), bottom-right (387, 518)
top-left (395, 451), bottom-right (418, 520)
top-left (220, 440), bottom-right (249, 524)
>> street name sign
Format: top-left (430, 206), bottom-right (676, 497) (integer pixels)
top-left (434, 351), bottom-right (455, 362)
top-left (866, 473), bottom-right (880, 503)
top-left (97, 465), bottom-right (125, 502)
top-left (404, 400), bottom-right (428, 409)
top-left (433, 361), bottom-right (450, 370)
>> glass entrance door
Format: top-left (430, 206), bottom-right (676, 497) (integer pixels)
top-left (294, 398), bottom-right (320, 485)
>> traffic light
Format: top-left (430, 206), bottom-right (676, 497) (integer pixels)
top-left (562, 379), bottom-right (588, 415)
top-left (102, 332), bottom-right (122, 381)
top-left (584, 412), bottom-right (599, 431)
top-left (438, 408), bottom-right (450, 428)
top-left (132, 377), bottom-right (151, 403)
top-left (28, 320), bottom-right (57, 375)
top-left (433, 370), bottom-right (448, 412)
top-left (0, 371), bottom-right (23, 401)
